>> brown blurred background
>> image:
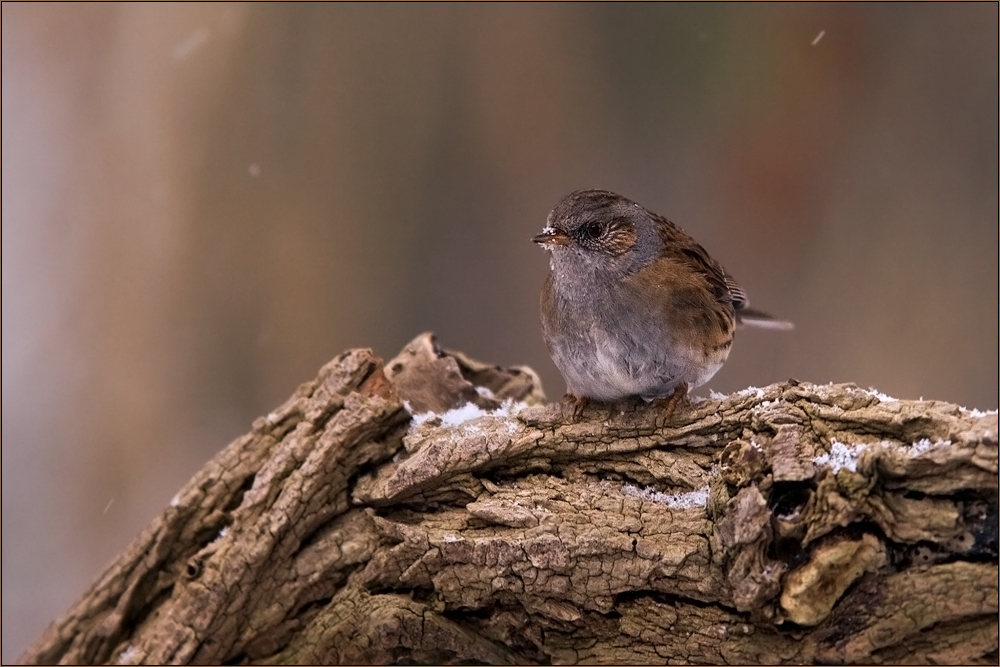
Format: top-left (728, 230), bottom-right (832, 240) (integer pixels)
top-left (2, 3), bottom-right (997, 659)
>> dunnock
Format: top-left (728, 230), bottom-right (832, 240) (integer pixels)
top-left (533, 189), bottom-right (791, 405)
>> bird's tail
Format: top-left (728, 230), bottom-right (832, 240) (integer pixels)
top-left (736, 307), bottom-right (794, 330)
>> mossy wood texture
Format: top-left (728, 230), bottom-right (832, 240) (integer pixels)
top-left (22, 334), bottom-right (998, 665)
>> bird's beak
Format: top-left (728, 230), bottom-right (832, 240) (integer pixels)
top-left (532, 227), bottom-right (570, 247)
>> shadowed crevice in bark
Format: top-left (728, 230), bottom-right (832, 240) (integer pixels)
top-left (21, 333), bottom-right (998, 665)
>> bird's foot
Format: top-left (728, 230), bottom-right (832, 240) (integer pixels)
top-left (561, 393), bottom-right (590, 421)
top-left (651, 383), bottom-right (690, 421)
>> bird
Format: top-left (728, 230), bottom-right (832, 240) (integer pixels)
top-left (533, 189), bottom-right (791, 410)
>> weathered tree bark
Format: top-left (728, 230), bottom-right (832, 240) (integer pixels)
top-left (22, 333), bottom-right (999, 665)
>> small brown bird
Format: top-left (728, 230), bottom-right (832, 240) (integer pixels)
top-left (533, 189), bottom-right (791, 406)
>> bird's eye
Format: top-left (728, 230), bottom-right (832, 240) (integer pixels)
top-left (576, 221), bottom-right (603, 241)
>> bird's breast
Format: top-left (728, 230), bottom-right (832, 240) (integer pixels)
top-left (542, 270), bottom-right (730, 400)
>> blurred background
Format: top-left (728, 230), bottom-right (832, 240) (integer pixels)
top-left (3, 3), bottom-right (997, 659)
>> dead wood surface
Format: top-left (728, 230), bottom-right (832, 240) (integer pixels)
top-left (21, 333), bottom-right (999, 665)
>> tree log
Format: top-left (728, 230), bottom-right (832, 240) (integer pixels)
top-left (22, 333), bottom-right (999, 665)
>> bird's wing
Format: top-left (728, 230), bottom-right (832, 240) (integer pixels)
top-left (656, 214), bottom-right (744, 308)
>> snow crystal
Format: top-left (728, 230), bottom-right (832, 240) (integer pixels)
top-left (490, 399), bottom-right (529, 419)
top-left (410, 409), bottom-right (440, 426)
top-left (475, 386), bottom-right (497, 400)
top-left (116, 645), bottom-right (140, 665)
top-left (905, 438), bottom-right (951, 457)
top-left (962, 406), bottom-right (999, 418)
top-left (622, 484), bottom-right (709, 508)
top-left (440, 403), bottom-right (488, 427)
top-left (709, 390), bottom-right (729, 400)
top-left (864, 388), bottom-right (897, 403)
top-left (408, 398), bottom-right (529, 429)
top-left (812, 440), bottom-right (867, 473)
